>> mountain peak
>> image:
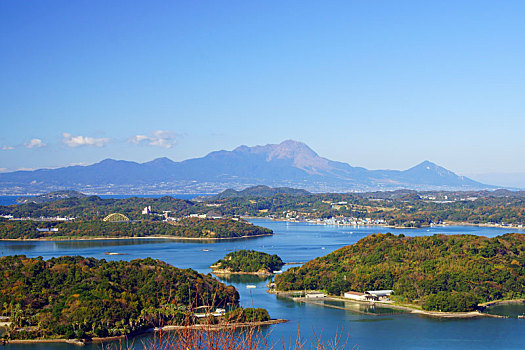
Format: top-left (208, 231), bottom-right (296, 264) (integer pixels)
top-left (268, 140), bottom-right (318, 160)
top-left (412, 160), bottom-right (440, 170)
top-left (144, 157), bottom-right (175, 166)
top-left (232, 140), bottom-right (318, 161)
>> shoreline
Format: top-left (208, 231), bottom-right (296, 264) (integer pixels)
top-left (4, 319), bottom-right (288, 345)
top-left (0, 233), bottom-right (273, 242)
top-left (300, 296), bottom-right (504, 319)
top-left (248, 216), bottom-right (524, 230)
top-left (269, 290), bottom-right (510, 319)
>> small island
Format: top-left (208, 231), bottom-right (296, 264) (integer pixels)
top-left (0, 255), bottom-right (280, 344)
top-left (274, 233), bottom-right (525, 315)
top-left (211, 250), bottom-right (284, 276)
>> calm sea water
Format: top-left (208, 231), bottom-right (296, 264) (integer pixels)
top-left (1, 219), bottom-right (525, 349)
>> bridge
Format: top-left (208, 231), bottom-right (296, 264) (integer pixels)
top-left (103, 213), bottom-right (130, 222)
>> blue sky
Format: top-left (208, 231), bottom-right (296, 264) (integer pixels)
top-left (1, 1), bottom-right (524, 185)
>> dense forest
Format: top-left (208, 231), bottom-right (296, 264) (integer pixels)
top-left (275, 233), bottom-right (525, 312)
top-left (0, 255), bottom-right (239, 340)
top-left (212, 250), bottom-right (284, 274)
top-left (0, 218), bottom-right (272, 240)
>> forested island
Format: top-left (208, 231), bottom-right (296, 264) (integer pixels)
top-left (211, 250), bottom-right (284, 275)
top-left (275, 233), bottom-right (525, 312)
top-left (0, 255), bottom-right (246, 341)
top-left (0, 217), bottom-right (272, 240)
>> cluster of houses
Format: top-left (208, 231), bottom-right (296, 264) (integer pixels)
top-left (320, 217), bottom-right (387, 226)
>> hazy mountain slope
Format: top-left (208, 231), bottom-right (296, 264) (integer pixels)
top-left (0, 140), bottom-right (493, 194)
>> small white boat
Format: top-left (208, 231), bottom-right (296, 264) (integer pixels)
top-left (246, 285), bottom-right (256, 289)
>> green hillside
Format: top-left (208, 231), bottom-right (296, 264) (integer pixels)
top-left (0, 255), bottom-right (239, 340)
top-left (275, 233), bottom-right (525, 312)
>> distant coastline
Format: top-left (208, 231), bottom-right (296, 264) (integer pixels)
top-left (249, 216), bottom-right (525, 231)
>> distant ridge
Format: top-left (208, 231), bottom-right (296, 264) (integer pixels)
top-left (16, 190), bottom-right (87, 204)
top-left (212, 185), bottom-right (310, 200)
top-left (0, 140), bottom-right (496, 194)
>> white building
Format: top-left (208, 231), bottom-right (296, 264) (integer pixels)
top-left (344, 291), bottom-right (367, 301)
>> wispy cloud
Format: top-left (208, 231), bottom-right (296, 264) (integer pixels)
top-left (62, 133), bottom-right (110, 147)
top-left (128, 130), bottom-right (177, 149)
top-left (25, 138), bottom-right (46, 149)
top-left (1, 145), bottom-right (14, 151)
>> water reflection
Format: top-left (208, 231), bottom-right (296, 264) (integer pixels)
top-left (484, 301), bottom-right (525, 318)
top-left (53, 238), bottom-right (169, 249)
top-left (214, 273), bottom-right (272, 284)
top-left (2, 243), bottom-right (37, 251)
top-left (321, 299), bottom-right (406, 315)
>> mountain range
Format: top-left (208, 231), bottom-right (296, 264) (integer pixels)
top-left (0, 140), bottom-right (495, 195)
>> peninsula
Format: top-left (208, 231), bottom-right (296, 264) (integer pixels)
top-left (0, 255), bottom-right (243, 341)
top-left (274, 233), bottom-right (525, 313)
top-left (0, 217), bottom-right (272, 240)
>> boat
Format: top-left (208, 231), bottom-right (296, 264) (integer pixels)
top-left (518, 314), bottom-right (525, 319)
top-left (246, 285), bottom-right (256, 289)
top-left (202, 249), bottom-right (210, 252)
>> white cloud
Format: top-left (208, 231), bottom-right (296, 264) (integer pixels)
top-left (1, 145), bottom-right (14, 150)
top-left (25, 138), bottom-right (46, 149)
top-left (62, 133), bottom-right (110, 147)
top-left (129, 135), bottom-right (150, 144)
top-left (128, 130), bottom-right (177, 149)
